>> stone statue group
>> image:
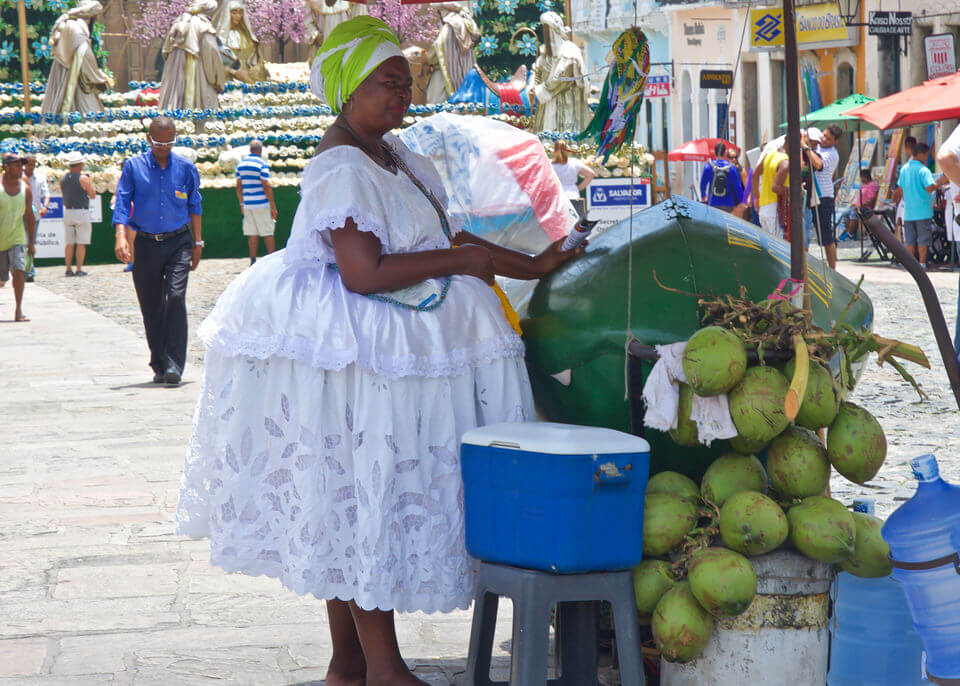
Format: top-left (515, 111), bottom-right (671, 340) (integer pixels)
top-left (39, 0), bottom-right (590, 132)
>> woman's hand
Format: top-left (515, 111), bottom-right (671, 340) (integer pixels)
top-left (456, 244), bottom-right (496, 284)
top-left (532, 237), bottom-right (586, 277)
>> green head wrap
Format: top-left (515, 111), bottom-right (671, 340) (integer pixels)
top-left (310, 16), bottom-right (403, 114)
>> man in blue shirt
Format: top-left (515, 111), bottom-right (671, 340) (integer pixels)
top-left (895, 142), bottom-right (948, 269)
top-left (699, 142), bottom-right (744, 213)
top-left (112, 117), bottom-right (203, 385)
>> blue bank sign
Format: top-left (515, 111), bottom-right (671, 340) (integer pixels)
top-left (586, 178), bottom-right (653, 232)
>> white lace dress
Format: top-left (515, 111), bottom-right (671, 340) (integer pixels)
top-left (177, 138), bottom-right (535, 614)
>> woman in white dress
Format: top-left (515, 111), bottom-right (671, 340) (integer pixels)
top-left (176, 17), bottom-right (582, 686)
top-left (551, 142), bottom-right (594, 216)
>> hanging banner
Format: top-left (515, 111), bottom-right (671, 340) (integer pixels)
top-left (750, 2), bottom-right (848, 51)
top-left (644, 75), bottom-right (670, 99)
top-left (876, 130), bottom-right (905, 208)
top-left (868, 11), bottom-right (912, 37)
top-left (700, 69), bottom-right (734, 89)
top-left (924, 34), bottom-right (957, 80)
top-left (836, 130), bottom-right (879, 208)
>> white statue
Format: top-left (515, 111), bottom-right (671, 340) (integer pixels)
top-left (158, 0), bottom-right (228, 111)
top-left (214, 0), bottom-right (267, 83)
top-left (424, 4), bottom-right (480, 103)
top-left (303, 0), bottom-right (367, 58)
top-left (40, 1), bottom-right (112, 115)
top-left (529, 12), bottom-right (590, 132)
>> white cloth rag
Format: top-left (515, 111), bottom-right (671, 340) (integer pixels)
top-left (642, 341), bottom-right (739, 446)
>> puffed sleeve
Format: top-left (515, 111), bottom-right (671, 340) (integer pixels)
top-left (283, 149), bottom-right (392, 265)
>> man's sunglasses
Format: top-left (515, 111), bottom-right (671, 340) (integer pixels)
top-left (148, 136), bottom-right (178, 148)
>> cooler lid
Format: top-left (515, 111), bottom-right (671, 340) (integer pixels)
top-left (461, 422), bottom-right (650, 455)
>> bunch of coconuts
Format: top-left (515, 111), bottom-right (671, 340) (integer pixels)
top-left (640, 325), bottom-right (894, 664)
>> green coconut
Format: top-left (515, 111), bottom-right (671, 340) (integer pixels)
top-left (652, 582), bottom-right (715, 663)
top-left (728, 366), bottom-right (790, 443)
top-left (669, 383), bottom-right (700, 447)
top-left (719, 490), bottom-right (789, 557)
top-left (687, 548), bottom-right (758, 617)
top-left (647, 471), bottom-right (701, 506)
top-left (681, 326), bottom-right (748, 397)
top-left (700, 453), bottom-right (768, 507)
top-left (729, 433), bottom-right (769, 455)
top-left (633, 559), bottom-right (678, 620)
top-left (787, 496), bottom-right (856, 564)
top-left (642, 493), bottom-right (699, 557)
top-left (784, 359), bottom-right (840, 430)
top-left (766, 426), bottom-right (831, 499)
top-left (839, 511), bottom-right (894, 578)
top-left (827, 402), bottom-right (887, 484)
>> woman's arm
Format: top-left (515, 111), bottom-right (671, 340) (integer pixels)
top-left (577, 162), bottom-right (596, 191)
top-left (330, 218), bottom-right (494, 294)
top-left (452, 230), bottom-right (584, 280)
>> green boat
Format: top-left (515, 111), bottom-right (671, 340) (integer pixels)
top-left (516, 196), bottom-right (874, 480)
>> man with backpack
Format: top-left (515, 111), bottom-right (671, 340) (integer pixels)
top-left (700, 141), bottom-right (744, 213)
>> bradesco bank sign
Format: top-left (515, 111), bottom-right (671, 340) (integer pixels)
top-left (750, 2), bottom-right (850, 51)
top-left (586, 178), bottom-right (653, 231)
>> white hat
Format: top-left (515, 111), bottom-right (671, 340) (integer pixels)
top-left (805, 127), bottom-right (823, 142)
top-left (64, 150), bottom-right (85, 166)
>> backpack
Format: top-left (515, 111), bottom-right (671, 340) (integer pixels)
top-left (710, 160), bottom-right (730, 199)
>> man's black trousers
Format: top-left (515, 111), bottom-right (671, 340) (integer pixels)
top-left (132, 230), bottom-right (193, 375)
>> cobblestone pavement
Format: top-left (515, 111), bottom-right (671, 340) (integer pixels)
top-left (3, 244), bottom-right (958, 682)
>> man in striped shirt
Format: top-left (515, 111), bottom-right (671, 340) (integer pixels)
top-left (235, 140), bottom-right (277, 264)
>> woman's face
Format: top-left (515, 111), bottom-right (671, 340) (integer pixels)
top-left (230, 8), bottom-right (243, 28)
top-left (348, 56), bottom-right (413, 133)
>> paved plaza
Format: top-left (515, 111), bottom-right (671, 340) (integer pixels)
top-left (1, 246), bottom-right (959, 683)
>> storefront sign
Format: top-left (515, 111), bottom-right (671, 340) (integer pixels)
top-left (684, 21), bottom-right (705, 46)
top-left (868, 11), bottom-right (912, 37)
top-left (750, 2), bottom-right (848, 50)
top-left (924, 33), bottom-right (957, 80)
top-left (586, 178), bottom-right (652, 232)
top-left (34, 194), bottom-right (102, 259)
top-left (700, 69), bottom-right (733, 89)
top-left (644, 75), bottom-right (670, 99)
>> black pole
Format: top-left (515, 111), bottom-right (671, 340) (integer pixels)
top-left (863, 218), bottom-right (960, 410)
top-left (783, 0), bottom-right (806, 289)
top-left (858, 120), bottom-right (865, 256)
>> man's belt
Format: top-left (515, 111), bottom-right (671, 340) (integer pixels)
top-left (139, 225), bottom-right (190, 242)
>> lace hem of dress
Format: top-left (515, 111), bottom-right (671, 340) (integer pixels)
top-left (175, 520), bottom-right (473, 614)
top-left (197, 320), bottom-right (526, 379)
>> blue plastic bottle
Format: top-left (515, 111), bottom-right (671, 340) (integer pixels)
top-left (882, 455), bottom-right (960, 684)
top-left (829, 498), bottom-right (929, 686)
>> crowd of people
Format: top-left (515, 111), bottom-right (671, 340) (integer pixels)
top-left (0, 135), bottom-right (279, 329)
top-left (697, 123), bottom-right (960, 274)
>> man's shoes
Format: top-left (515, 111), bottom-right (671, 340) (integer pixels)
top-left (64, 269), bottom-right (74, 277)
top-left (75, 270), bottom-right (88, 277)
top-left (250, 257), bottom-right (256, 265)
top-left (163, 366), bottom-right (182, 386)
top-left (153, 372), bottom-right (164, 384)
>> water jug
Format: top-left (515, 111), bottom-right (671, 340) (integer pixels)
top-left (829, 498), bottom-right (928, 686)
top-left (882, 455), bottom-right (960, 684)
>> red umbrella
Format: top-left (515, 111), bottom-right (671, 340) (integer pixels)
top-left (844, 72), bottom-right (960, 130)
top-left (668, 137), bottom-right (741, 162)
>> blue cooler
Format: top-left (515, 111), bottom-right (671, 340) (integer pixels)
top-left (461, 422), bottom-right (650, 573)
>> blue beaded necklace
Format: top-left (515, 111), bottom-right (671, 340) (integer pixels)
top-left (328, 133), bottom-right (453, 313)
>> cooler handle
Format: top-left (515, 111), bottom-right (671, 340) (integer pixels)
top-left (594, 460), bottom-right (633, 485)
